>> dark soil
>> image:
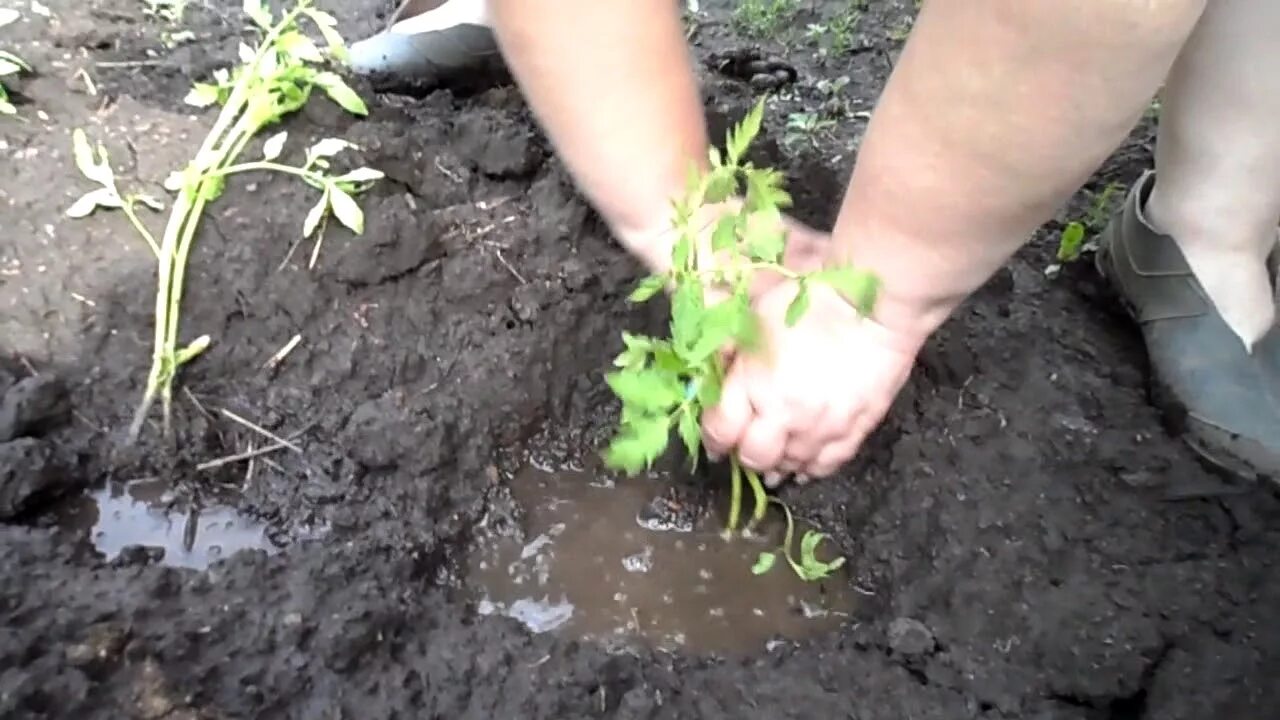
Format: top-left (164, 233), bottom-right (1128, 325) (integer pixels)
top-left (2, 0), bottom-right (1278, 718)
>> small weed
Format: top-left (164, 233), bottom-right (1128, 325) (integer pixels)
top-left (67, 0), bottom-right (383, 441)
top-left (783, 111), bottom-right (836, 151)
top-left (732, 0), bottom-right (798, 40)
top-left (1055, 182), bottom-right (1122, 264)
top-left (143, 0), bottom-right (188, 24)
top-left (601, 99), bottom-right (877, 582)
top-left (805, 3), bottom-right (861, 57)
top-left (0, 9), bottom-right (31, 116)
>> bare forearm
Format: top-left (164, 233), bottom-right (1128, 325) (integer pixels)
top-left (489, 0), bottom-right (707, 264)
top-left (835, 0), bottom-right (1205, 339)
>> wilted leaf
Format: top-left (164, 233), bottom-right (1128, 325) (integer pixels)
top-left (183, 82), bottom-right (221, 108)
top-left (64, 187), bottom-right (121, 218)
top-left (327, 185), bottom-right (364, 234)
top-left (332, 167), bottom-right (384, 184)
top-left (303, 186), bottom-right (330, 238)
top-left (313, 71), bottom-right (368, 116)
top-left (261, 131), bottom-right (288, 161)
top-left (307, 137), bottom-right (355, 161)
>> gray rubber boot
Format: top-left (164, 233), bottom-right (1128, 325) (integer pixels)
top-left (1094, 170), bottom-right (1280, 483)
top-left (348, 0), bottom-right (502, 85)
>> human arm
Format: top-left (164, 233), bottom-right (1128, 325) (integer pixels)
top-left (831, 0), bottom-right (1207, 345)
top-left (487, 0), bottom-right (708, 271)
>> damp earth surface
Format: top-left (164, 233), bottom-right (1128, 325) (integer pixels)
top-left (2, 0), bottom-right (1279, 718)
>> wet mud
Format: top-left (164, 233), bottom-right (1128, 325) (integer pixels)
top-left (2, 0), bottom-right (1279, 718)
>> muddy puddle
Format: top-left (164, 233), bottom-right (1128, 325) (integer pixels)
top-left (467, 465), bottom-right (857, 656)
top-left (56, 478), bottom-right (277, 570)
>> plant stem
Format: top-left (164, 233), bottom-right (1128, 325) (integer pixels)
top-left (726, 459), bottom-right (743, 535)
top-left (212, 160), bottom-right (324, 187)
top-left (128, 6), bottom-right (302, 442)
top-left (121, 200), bottom-right (161, 257)
top-left (744, 467), bottom-right (768, 530)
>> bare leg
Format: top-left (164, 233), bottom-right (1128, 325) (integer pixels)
top-left (1144, 0), bottom-right (1280, 348)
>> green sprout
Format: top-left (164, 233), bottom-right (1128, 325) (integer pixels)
top-left (750, 498), bottom-right (846, 581)
top-left (601, 98), bottom-right (876, 582)
top-left (0, 9), bottom-right (30, 116)
top-left (66, 0), bottom-right (383, 441)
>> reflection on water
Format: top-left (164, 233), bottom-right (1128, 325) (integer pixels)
top-left (467, 466), bottom-right (856, 656)
top-left (57, 478), bottom-right (276, 569)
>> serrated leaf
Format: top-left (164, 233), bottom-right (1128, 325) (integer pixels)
top-left (809, 266), bottom-right (879, 315)
top-left (704, 166), bottom-right (737, 204)
top-left (303, 186), bottom-right (330, 238)
top-left (744, 212), bottom-right (785, 263)
top-left (314, 71), bottom-right (368, 116)
top-left (686, 295), bottom-right (741, 363)
top-left (752, 552), bottom-right (777, 575)
top-left (670, 280), bottom-right (705, 353)
top-left (64, 187), bottom-right (121, 218)
top-left (261, 131), bottom-right (288, 161)
top-left (327, 184), bottom-right (364, 234)
top-left (628, 274), bottom-right (666, 303)
top-left (604, 412), bottom-right (671, 474)
top-left (278, 31), bottom-right (324, 63)
top-left (727, 97), bottom-right (765, 165)
top-left (605, 368), bottom-right (683, 413)
top-left (183, 82), bottom-right (221, 108)
top-left (785, 281), bottom-right (809, 327)
top-left (711, 214), bottom-right (738, 253)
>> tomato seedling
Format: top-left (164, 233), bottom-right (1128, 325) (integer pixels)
top-left (66, 0), bottom-right (383, 441)
top-left (0, 9), bottom-right (30, 116)
top-left (601, 98), bottom-right (877, 581)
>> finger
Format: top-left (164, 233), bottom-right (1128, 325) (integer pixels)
top-left (781, 404), bottom-right (852, 464)
top-left (736, 411), bottom-right (789, 475)
top-left (701, 364), bottom-right (753, 460)
top-left (803, 414), bottom-right (875, 478)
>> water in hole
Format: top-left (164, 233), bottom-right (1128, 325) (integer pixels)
top-left (468, 465), bottom-right (857, 656)
top-left (57, 478), bottom-right (275, 569)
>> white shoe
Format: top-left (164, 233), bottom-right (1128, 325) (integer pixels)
top-left (348, 0), bottom-right (501, 82)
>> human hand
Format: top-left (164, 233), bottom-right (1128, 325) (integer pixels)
top-left (701, 277), bottom-right (922, 483)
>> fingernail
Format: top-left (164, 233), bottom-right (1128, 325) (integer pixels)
top-left (795, 473), bottom-right (810, 485)
top-left (764, 472), bottom-right (783, 487)
top-left (707, 451), bottom-right (723, 462)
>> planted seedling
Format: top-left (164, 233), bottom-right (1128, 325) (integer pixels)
top-left (66, 0), bottom-right (383, 441)
top-left (0, 9), bottom-right (30, 116)
top-left (601, 98), bottom-right (877, 582)
top-left (750, 498), bottom-right (845, 581)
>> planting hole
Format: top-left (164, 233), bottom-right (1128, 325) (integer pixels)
top-left (56, 478), bottom-right (277, 569)
top-left (467, 465), bottom-right (856, 656)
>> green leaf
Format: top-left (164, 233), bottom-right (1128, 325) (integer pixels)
top-left (629, 274), bottom-right (666, 303)
top-left (704, 166), bottom-right (738, 204)
top-left (603, 412), bottom-right (671, 474)
top-left (686, 294), bottom-right (742, 363)
top-left (314, 71), bottom-right (368, 116)
top-left (785, 281), bottom-right (809, 327)
top-left (751, 552), bottom-right (777, 575)
top-left (1057, 221), bottom-right (1086, 262)
top-left (332, 167), bottom-right (385, 184)
top-left (605, 368), bottom-right (683, 413)
top-left (677, 407), bottom-right (700, 463)
top-left (174, 335), bottom-right (212, 366)
top-left (278, 31), bottom-right (324, 63)
top-left (727, 97), bottom-right (766, 165)
top-left (184, 82), bottom-right (221, 108)
top-left (744, 166), bottom-right (792, 212)
top-left (670, 281), bottom-right (705, 354)
top-left (711, 214), bottom-right (738, 253)
top-left (305, 8), bottom-right (350, 62)
top-left (328, 185), bottom-right (364, 234)
top-left (809, 266), bottom-right (879, 315)
top-left (695, 366), bottom-right (723, 408)
top-left (744, 211), bottom-right (785, 264)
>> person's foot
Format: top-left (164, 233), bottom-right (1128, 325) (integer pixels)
top-left (347, 0), bottom-right (503, 86)
top-left (1094, 170), bottom-right (1280, 483)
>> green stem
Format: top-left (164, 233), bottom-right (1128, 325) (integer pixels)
top-left (128, 8), bottom-right (302, 442)
top-left (121, 200), bottom-right (161, 257)
top-left (725, 459), bottom-right (743, 536)
top-left (211, 160), bottom-right (325, 188)
top-left (744, 467), bottom-right (768, 531)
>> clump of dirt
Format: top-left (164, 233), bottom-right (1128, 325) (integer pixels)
top-left (2, 1), bottom-right (1278, 718)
